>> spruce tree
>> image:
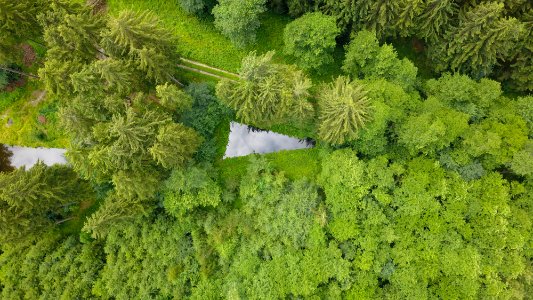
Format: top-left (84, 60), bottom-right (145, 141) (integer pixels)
top-left (318, 76), bottom-right (373, 145)
top-left (0, 0), bottom-right (46, 62)
top-left (415, 0), bottom-right (458, 43)
top-left (0, 163), bottom-right (89, 243)
top-left (432, 2), bottom-right (525, 77)
top-left (216, 51), bottom-right (313, 126)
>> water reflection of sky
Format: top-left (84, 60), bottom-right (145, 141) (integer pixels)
top-left (224, 122), bottom-right (313, 158)
top-left (8, 146), bottom-right (67, 168)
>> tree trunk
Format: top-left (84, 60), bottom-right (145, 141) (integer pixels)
top-left (0, 66), bottom-right (40, 79)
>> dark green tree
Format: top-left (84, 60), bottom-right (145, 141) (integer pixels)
top-left (431, 2), bottom-right (525, 77)
top-left (283, 12), bottom-right (339, 71)
top-left (415, 0), bottom-right (458, 43)
top-left (0, 163), bottom-right (91, 243)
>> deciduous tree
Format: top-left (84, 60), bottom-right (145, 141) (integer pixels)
top-left (283, 12), bottom-right (339, 71)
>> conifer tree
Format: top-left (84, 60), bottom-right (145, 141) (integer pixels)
top-left (216, 51), bottom-right (313, 126)
top-left (0, 0), bottom-right (46, 62)
top-left (38, 1), bottom-right (104, 61)
top-left (415, 0), bottom-right (458, 43)
top-left (318, 76), bottom-right (373, 145)
top-left (432, 2), bottom-right (525, 77)
top-left (0, 163), bottom-right (90, 243)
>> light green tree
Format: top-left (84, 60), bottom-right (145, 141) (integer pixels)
top-left (283, 12), bottom-right (339, 71)
top-left (343, 30), bottom-right (418, 91)
top-left (216, 51), bottom-right (313, 126)
top-left (212, 0), bottom-right (267, 47)
top-left (318, 76), bottom-right (373, 145)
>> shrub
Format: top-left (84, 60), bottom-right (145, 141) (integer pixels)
top-left (283, 12), bottom-right (339, 71)
top-left (213, 0), bottom-right (267, 48)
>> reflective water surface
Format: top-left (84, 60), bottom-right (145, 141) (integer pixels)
top-left (5, 145), bottom-right (67, 168)
top-left (224, 122), bottom-right (314, 158)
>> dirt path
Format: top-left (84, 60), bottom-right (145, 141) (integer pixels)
top-left (181, 58), bottom-right (239, 77)
top-left (177, 64), bottom-right (238, 82)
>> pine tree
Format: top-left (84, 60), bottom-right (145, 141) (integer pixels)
top-left (38, 1), bottom-right (104, 61)
top-left (318, 76), bottom-right (373, 144)
top-left (104, 10), bottom-right (177, 83)
top-left (415, 0), bottom-right (458, 43)
top-left (0, 163), bottom-right (89, 242)
top-left (82, 193), bottom-right (148, 239)
top-left (0, 0), bottom-right (46, 62)
top-left (216, 51), bottom-right (313, 126)
top-left (395, 0), bottom-right (425, 37)
top-left (432, 2), bottom-right (525, 77)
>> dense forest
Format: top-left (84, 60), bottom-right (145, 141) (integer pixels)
top-left (0, 0), bottom-right (532, 299)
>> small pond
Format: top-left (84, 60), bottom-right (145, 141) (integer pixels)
top-left (224, 122), bottom-right (314, 158)
top-left (1, 144), bottom-right (67, 169)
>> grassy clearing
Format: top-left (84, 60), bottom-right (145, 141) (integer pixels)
top-left (217, 148), bottom-right (322, 187)
top-left (108, 0), bottom-right (288, 72)
top-left (0, 81), bottom-right (67, 148)
top-left (108, 0), bottom-right (343, 83)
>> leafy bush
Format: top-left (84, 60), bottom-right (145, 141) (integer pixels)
top-left (283, 12), bottom-right (339, 71)
top-left (178, 0), bottom-right (215, 14)
top-left (343, 30), bottom-right (418, 91)
top-left (213, 0), bottom-right (267, 48)
top-left (163, 165), bottom-right (221, 216)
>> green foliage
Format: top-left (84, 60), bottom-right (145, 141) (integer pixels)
top-left (286, 0), bottom-right (316, 17)
top-left (319, 149), bottom-right (532, 298)
top-left (0, 234), bottom-right (103, 300)
top-left (0, 163), bottom-right (91, 243)
top-left (415, 0), bottom-right (457, 43)
top-left (182, 83), bottom-right (231, 162)
top-left (318, 76), bottom-right (373, 145)
top-left (0, 69), bottom-right (8, 90)
top-left (343, 30), bottom-right (418, 91)
top-left (516, 96), bottom-right (533, 136)
top-left (156, 83), bottom-right (193, 114)
top-left (216, 51), bottom-right (313, 126)
top-left (93, 214), bottom-right (199, 299)
top-left (431, 2), bottom-right (525, 78)
top-left (206, 157), bottom-right (349, 298)
top-left (163, 165), bottom-right (221, 217)
top-left (283, 12), bottom-right (339, 71)
top-left (178, 0), bottom-right (215, 14)
top-left (398, 97), bottom-right (470, 155)
top-left (0, 0), bottom-right (46, 63)
top-left (213, 0), bottom-right (267, 48)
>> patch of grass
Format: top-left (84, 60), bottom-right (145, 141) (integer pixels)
top-left (217, 148), bottom-right (321, 187)
top-left (107, 0), bottom-right (343, 83)
top-left (0, 81), bottom-right (68, 148)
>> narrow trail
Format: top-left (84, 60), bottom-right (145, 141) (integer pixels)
top-left (181, 58), bottom-right (239, 77)
top-left (177, 64), bottom-right (238, 81)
